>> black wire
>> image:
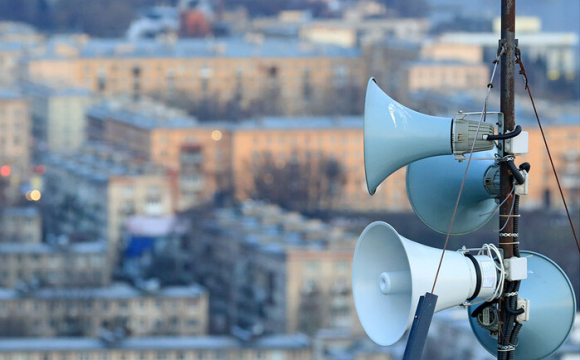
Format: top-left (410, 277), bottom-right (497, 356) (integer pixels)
top-left (500, 282), bottom-right (516, 357)
top-left (487, 125), bottom-right (522, 141)
top-left (506, 161), bottom-right (525, 185)
top-left (510, 322), bottom-right (523, 342)
top-left (504, 282), bottom-right (524, 316)
top-left (509, 322), bottom-right (523, 360)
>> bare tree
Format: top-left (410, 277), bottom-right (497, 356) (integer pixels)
top-left (251, 151), bottom-right (345, 212)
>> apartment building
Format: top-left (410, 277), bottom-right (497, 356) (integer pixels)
top-left (0, 21), bottom-right (43, 85)
top-left (0, 43), bottom-right (26, 85)
top-left (21, 82), bottom-right (94, 153)
top-left (87, 101), bottom-right (229, 202)
top-left (0, 206), bottom-right (42, 243)
top-left (188, 201), bottom-right (361, 335)
top-left (403, 60), bottom-right (490, 93)
top-left (0, 90), bottom-right (30, 196)
top-left (439, 29), bottom-right (579, 80)
top-left (93, 106), bottom-right (409, 211)
top-left (21, 36), bottom-right (365, 116)
top-left (42, 144), bottom-right (175, 262)
top-left (525, 124), bottom-right (580, 210)
top-left (0, 282), bottom-right (208, 337)
top-left (0, 334), bottom-right (311, 359)
top-left (90, 102), bottom-right (578, 212)
top-left (0, 241), bottom-right (109, 288)
top-left (0, 21), bottom-right (43, 43)
top-left (230, 116), bottom-right (409, 211)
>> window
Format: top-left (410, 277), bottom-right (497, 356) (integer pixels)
top-left (307, 261), bottom-right (320, 271)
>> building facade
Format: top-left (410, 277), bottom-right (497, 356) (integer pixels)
top-left (0, 207), bottom-right (42, 243)
top-left (230, 116), bottom-right (409, 211)
top-left (0, 283), bottom-right (208, 337)
top-left (0, 334), bottom-right (311, 359)
top-left (0, 241), bottom-right (109, 288)
top-left (525, 124), bottom-right (580, 210)
top-left (22, 82), bottom-right (94, 153)
top-left (85, 98), bottom-right (579, 214)
top-left (87, 101), bottom-right (221, 204)
top-left (21, 36), bottom-right (365, 117)
top-left (403, 60), bottom-right (490, 93)
top-left (0, 90), bottom-right (30, 198)
top-left (188, 201), bottom-right (362, 336)
top-left (42, 145), bottom-right (175, 262)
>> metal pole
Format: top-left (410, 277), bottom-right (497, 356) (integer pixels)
top-left (499, 0), bottom-right (516, 358)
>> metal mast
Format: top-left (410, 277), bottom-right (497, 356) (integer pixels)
top-left (499, 0), bottom-right (517, 358)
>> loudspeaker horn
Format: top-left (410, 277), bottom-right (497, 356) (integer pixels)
top-left (364, 78), bottom-right (495, 195)
top-left (468, 251), bottom-right (576, 360)
top-left (406, 151), bottom-right (500, 235)
top-left (352, 221), bottom-right (498, 346)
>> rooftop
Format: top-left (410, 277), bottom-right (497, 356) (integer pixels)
top-left (37, 36), bottom-right (360, 60)
top-left (0, 42), bottom-right (27, 51)
top-left (44, 142), bottom-right (167, 183)
top-left (88, 101), bottom-right (363, 131)
top-left (439, 31), bottom-right (579, 46)
top-left (2, 206), bottom-right (39, 218)
top-left (0, 334), bottom-right (310, 351)
top-left (0, 21), bottom-right (38, 36)
top-left (87, 101), bottom-right (197, 130)
top-left (0, 282), bottom-right (205, 300)
top-left (0, 241), bottom-right (106, 255)
top-left (0, 89), bottom-right (21, 100)
top-left (235, 116), bottom-right (363, 131)
top-left (20, 81), bottom-right (92, 98)
top-left (406, 59), bottom-right (486, 67)
top-left (205, 201), bottom-right (357, 254)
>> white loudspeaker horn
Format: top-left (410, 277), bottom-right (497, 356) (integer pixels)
top-left (468, 251), bottom-right (576, 360)
top-left (364, 78), bottom-right (495, 195)
top-left (352, 221), bottom-right (498, 346)
top-left (406, 151), bottom-right (500, 235)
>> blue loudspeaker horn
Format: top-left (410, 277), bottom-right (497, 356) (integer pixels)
top-left (352, 221), bottom-right (499, 346)
top-left (363, 78), bottom-right (495, 195)
top-left (406, 151), bottom-right (499, 235)
top-left (468, 251), bottom-right (577, 359)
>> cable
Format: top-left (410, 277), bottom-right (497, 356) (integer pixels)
top-left (515, 48), bottom-right (579, 253)
top-left (486, 125), bottom-right (522, 141)
top-left (463, 243), bottom-right (506, 306)
top-left (505, 160), bottom-right (525, 185)
top-left (431, 48), bottom-right (504, 294)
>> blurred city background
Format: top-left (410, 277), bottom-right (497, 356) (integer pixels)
top-left (0, 0), bottom-right (578, 358)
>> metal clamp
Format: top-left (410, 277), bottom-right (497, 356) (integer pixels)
top-left (497, 344), bottom-right (516, 351)
top-left (499, 233), bottom-right (519, 238)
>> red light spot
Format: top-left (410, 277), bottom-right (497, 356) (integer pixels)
top-left (0, 166), bottom-right (10, 177)
top-left (36, 165), bottom-right (46, 175)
